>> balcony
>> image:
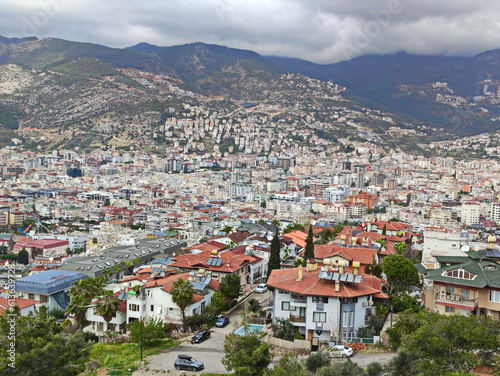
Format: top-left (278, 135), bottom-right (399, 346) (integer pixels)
top-left (290, 294), bottom-right (307, 308)
top-left (290, 315), bottom-right (306, 325)
top-left (434, 292), bottom-right (478, 308)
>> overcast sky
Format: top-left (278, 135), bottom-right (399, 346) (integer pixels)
top-left (0, 0), bottom-right (499, 63)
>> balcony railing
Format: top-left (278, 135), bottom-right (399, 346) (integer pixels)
top-left (290, 294), bottom-right (307, 303)
top-left (434, 292), bottom-right (478, 306)
top-left (290, 315), bottom-right (306, 323)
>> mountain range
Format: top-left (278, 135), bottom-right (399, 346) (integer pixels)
top-left (0, 36), bottom-right (499, 156)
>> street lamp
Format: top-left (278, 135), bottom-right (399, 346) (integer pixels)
top-left (140, 318), bottom-right (144, 362)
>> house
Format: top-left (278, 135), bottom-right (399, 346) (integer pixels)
top-left (85, 290), bottom-right (128, 334)
top-left (169, 248), bottom-right (265, 287)
top-left (0, 297), bottom-right (39, 316)
top-left (15, 269), bottom-right (87, 310)
top-left (267, 260), bottom-right (388, 344)
top-left (417, 247), bottom-right (500, 319)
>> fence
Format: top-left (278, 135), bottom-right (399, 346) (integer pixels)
top-left (266, 336), bottom-right (310, 350)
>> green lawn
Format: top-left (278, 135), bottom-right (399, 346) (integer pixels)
top-left (88, 339), bottom-right (181, 376)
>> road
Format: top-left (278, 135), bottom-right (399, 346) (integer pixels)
top-left (132, 292), bottom-right (396, 375)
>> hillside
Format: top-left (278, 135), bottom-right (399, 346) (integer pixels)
top-left (0, 36), bottom-right (498, 155)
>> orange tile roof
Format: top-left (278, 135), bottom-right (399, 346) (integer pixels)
top-left (267, 269), bottom-right (386, 299)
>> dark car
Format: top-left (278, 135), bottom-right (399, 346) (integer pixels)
top-left (174, 354), bottom-right (204, 371)
top-left (215, 315), bottom-right (230, 328)
top-left (191, 330), bottom-right (211, 344)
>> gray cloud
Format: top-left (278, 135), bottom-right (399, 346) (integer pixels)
top-left (0, 0), bottom-right (498, 63)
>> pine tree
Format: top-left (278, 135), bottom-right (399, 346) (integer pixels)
top-left (303, 225), bottom-right (315, 264)
top-left (267, 228), bottom-right (281, 279)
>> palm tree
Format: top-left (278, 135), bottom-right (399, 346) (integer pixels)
top-left (66, 295), bottom-right (89, 329)
top-left (170, 278), bottom-right (195, 332)
top-left (95, 290), bottom-right (120, 331)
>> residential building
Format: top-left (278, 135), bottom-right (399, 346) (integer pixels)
top-left (267, 260), bottom-right (387, 344)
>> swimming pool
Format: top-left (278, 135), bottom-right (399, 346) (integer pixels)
top-left (233, 324), bottom-right (264, 336)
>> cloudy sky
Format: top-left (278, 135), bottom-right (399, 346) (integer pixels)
top-left (0, 0), bottom-right (499, 63)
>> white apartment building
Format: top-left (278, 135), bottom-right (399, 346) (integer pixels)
top-left (323, 185), bottom-right (350, 203)
top-left (461, 201), bottom-right (482, 226)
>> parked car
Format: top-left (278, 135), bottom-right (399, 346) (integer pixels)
top-left (328, 345), bottom-right (354, 358)
top-left (191, 330), bottom-right (211, 344)
top-left (255, 283), bottom-right (267, 293)
top-left (215, 315), bottom-right (230, 328)
top-left (174, 354), bottom-right (204, 371)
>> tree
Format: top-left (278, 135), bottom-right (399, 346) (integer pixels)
top-left (303, 225), bottom-right (315, 263)
top-left (17, 248), bottom-right (29, 265)
top-left (170, 277), bottom-right (195, 332)
top-left (126, 317), bottom-right (168, 344)
top-left (365, 361), bottom-right (384, 376)
top-left (283, 222), bottom-right (305, 234)
top-left (270, 318), bottom-right (296, 341)
top-left (220, 273), bottom-right (241, 307)
top-left (380, 254), bottom-right (419, 294)
top-left (305, 351), bottom-right (330, 374)
top-left (208, 290), bottom-right (226, 313)
top-left (94, 290), bottom-right (120, 328)
top-left (66, 295), bottom-right (90, 329)
top-left (0, 307), bottom-right (93, 375)
top-left (222, 226), bottom-right (233, 234)
top-left (315, 359), bottom-right (364, 376)
top-left (394, 242), bottom-right (406, 255)
top-left (267, 228), bottom-right (281, 279)
top-left (66, 277), bottom-right (106, 328)
top-left (265, 352), bottom-right (307, 376)
top-left (401, 313), bottom-right (500, 376)
top-left (381, 224), bottom-right (387, 235)
top-left (222, 332), bottom-right (272, 376)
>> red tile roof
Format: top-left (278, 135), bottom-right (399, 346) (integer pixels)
top-left (267, 268), bottom-right (387, 299)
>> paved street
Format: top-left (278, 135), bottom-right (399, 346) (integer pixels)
top-left (132, 291), bottom-right (396, 375)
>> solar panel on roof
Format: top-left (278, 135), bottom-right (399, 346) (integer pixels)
top-left (486, 250), bottom-right (495, 257)
top-left (340, 273), bottom-right (348, 282)
top-left (207, 258), bottom-right (215, 266)
top-left (325, 272), bottom-right (333, 280)
top-left (215, 258), bottom-right (223, 266)
top-left (319, 271), bottom-right (326, 279)
top-left (354, 275), bottom-right (362, 283)
top-left (332, 272), bottom-right (340, 281)
top-left (346, 274), bottom-right (354, 282)
top-left (494, 249), bottom-right (500, 258)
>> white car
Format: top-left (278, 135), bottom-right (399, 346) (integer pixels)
top-left (255, 284), bottom-right (267, 293)
top-left (328, 345), bottom-right (353, 358)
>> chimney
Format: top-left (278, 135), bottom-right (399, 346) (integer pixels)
top-left (297, 264), bottom-right (303, 281)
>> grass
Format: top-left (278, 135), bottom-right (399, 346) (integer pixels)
top-left (88, 339), bottom-right (181, 376)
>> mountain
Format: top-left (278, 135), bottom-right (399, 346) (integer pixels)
top-left (0, 36), bottom-right (498, 156)
top-left (267, 51), bottom-right (500, 136)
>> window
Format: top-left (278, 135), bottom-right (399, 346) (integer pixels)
top-left (150, 305), bottom-right (154, 312)
top-left (342, 311), bottom-right (348, 327)
top-left (445, 306), bottom-right (455, 313)
top-left (313, 311), bottom-right (326, 323)
top-left (349, 311), bottom-right (354, 327)
top-left (281, 301), bottom-right (296, 311)
top-left (490, 290), bottom-right (500, 303)
top-left (312, 296), bottom-right (329, 303)
top-left (28, 293), bottom-right (35, 300)
top-left (444, 268), bottom-right (475, 280)
top-left (446, 286), bottom-right (455, 294)
top-left (129, 303), bottom-right (139, 312)
top-left (461, 289), bottom-right (470, 300)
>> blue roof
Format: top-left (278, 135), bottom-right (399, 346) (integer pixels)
top-left (15, 269), bottom-right (87, 295)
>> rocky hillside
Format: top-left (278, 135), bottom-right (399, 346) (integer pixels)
top-left (1, 36), bottom-right (497, 155)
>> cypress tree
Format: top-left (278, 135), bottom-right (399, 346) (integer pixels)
top-left (303, 225), bottom-right (315, 263)
top-left (267, 228), bottom-right (281, 279)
